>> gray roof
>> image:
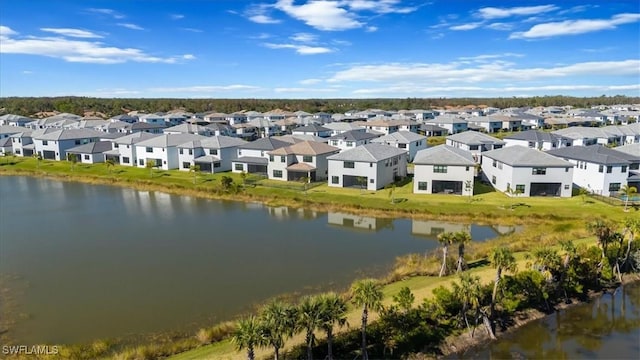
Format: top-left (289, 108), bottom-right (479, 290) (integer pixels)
top-left (194, 155), bottom-right (220, 163)
top-left (329, 130), bottom-right (379, 142)
top-left (0, 114), bottom-right (32, 123)
top-left (136, 133), bottom-right (206, 148)
top-left (233, 156), bottom-right (268, 165)
top-left (370, 131), bottom-right (426, 144)
top-left (35, 128), bottom-right (104, 141)
top-left (241, 137), bottom-right (291, 151)
top-left (114, 132), bottom-right (162, 145)
top-left (129, 122), bottom-right (166, 130)
top-left (327, 143), bottom-right (407, 162)
top-left (614, 143), bottom-right (640, 158)
top-left (504, 130), bottom-right (565, 142)
top-left (0, 125), bottom-right (30, 135)
top-left (427, 116), bottom-right (468, 125)
top-left (66, 141), bottom-right (113, 154)
top-left (292, 124), bottom-right (331, 132)
top-left (323, 122), bottom-right (365, 131)
top-left (413, 145), bottom-right (476, 166)
top-left (177, 136), bottom-right (247, 149)
top-left (447, 131), bottom-right (505, 145)
top-left (0, 137), bottom-right (11, 147)
top-left (547, 145), bottom-right (633, 165)
top-left (483, 145), bottom-right (573, 167)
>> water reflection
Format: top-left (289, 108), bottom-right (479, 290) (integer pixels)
top-left (327, 212), bottom-right (394, 232)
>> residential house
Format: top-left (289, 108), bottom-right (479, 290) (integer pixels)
top-left (328, 130), bottom-right (379, 152)
top-left (32, 128), bottom-right (104, 160)
top-left (360, 118), bottom-right (400, 135)
top-left (138, 113), bottom-right (166, 125)
top-left (323, 122), bottom-right (366, 136)
top-left (424, 115), bottom-right (468, 134)
top-left (446, 131), bottom-right (504, 160)
top-left (327, 143), bottom-right (408, 191)
top-left (0, 137), bottom-right (12, 155)
top-left (9, 129), bottom-right (34, 157)
top-left (547, 145), bottom-right (633, 196)
top-left (232, 137), bottom-right (290, 175)
top-left (292, 124), bottom-right (332, 138)
top-left (371, 131), bottom-right (427, 162)
top-left (503, 130), bottom-right (571, 151)
top-left (134, 133), bottom-right (205, 170)
top-left (113, 132), bottom-right (161, 166)
top-left (614, 143), bottom-right (640, 190)
top-left (120, 122), bottom-right (165, 134)
top-left (412, 145), bottom-right (476, 196)
top-left (66, 141), bottom-right (113, 164)
top-left (481, 145), bottom-right (574, 197)
top-left (267, 141), bottom-right (339, 182)
top-left (0, 114), bottom-right (33, 127)
top-left (177, 136), bottom-right (247, 173)
top-left (552, 127), bottom-right (620, 146)
top-left (164, 123), bottom-right (216, 136)
top-left (466, 117), bottom-right (503, 133)
top-left (110, 114), bottom-right (138, 123)
top-left (420, 124), bottom-right (448, 137)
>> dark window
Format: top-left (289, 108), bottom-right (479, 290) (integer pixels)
top-left (179, 149), bottom-right (183, 154)
top-left (516, 184), bottom-right (525, 193)
top-left (42, 140), bottom-right (48, 146)
top-left (280, 156), bottom-right (285, 162)
top-left (606, 166), bottom-right (612, 173)
top-left (182, 162), bottom-right (190, 169)
top-left (492, 159), bottom-right (497, 167)
top-left (492, 175), bottom-right (496, 184)
top-left (434, 165), bottom-right (447, 173)
top-left (599, 165), bottom-right (604, 173)
top-left (269, 155), bottom-right (274, 161)
top-left (346, 141), bottom-right (354, 147)
top-left (532, 167), bottom-right (546, 175)
top-left (469, 145), bottom-right (479, 150)
top-left (235, 163), bottom-right (243, 171)
top-left (564, 184), bottom-right (570, 190)
top-left (210, 149), bottom-right (218, 155)
top-left (331, 176), bottom-right (339, 184)
top-left (303, 155), bottom-right (313, 163)
top-left (213, 162), bottom-right (220, 168)
top-left (139, 159), bottom-right (144, 166)
top-left (622, 165), bottom-right (627, 172)
top-left (369, 178), bottom-right (374, 184)
top-left (398, 143), bottom-right (407, 149)
top-left (609, 183), bottom-right (621, 192)
top-left (122, 157), bottom-right (130, 164)
top-left (75, 140), bottom-right (81, 145)
top-left (84, 154), bottom-right (90, 160)
top-left (273, 170), bottom-right (283, 178)
top-left (418, 181), bottom-right (427, 191)
top-left (466, 166), bottom-right (470, 171)
top-left (344, 161), bottom-right (355, 168)
top-left (146, 147), bottom-right (153, 153)
top-left (188, 149), bottom-right (193, 155)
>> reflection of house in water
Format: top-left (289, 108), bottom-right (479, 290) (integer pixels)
top-left (267, 206), bottom-right (319, 220)
top-left (327, 212), bottom-right (394, 232)
top-left (411, 220), bottom-right (471, 237)
top-left (490, 224), bottom-right (519, 236)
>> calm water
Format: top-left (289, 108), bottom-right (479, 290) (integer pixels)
top-left (462, 283), bottom-right (640, 359)
top-left (0, 176), bottom-right (508, 345)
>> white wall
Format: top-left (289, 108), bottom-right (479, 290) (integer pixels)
top-left (413, 164), bottom-right (474, 195)
top-left (481, 159), bottom-right (573, 197)
top-left (566, 159), bottom-right (628, 196)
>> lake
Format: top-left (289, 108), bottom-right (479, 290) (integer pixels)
top-left (0, 176), bottom-right (510, 345)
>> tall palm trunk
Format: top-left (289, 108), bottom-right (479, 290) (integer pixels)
top-left (457, 242), bottom-right (466, 273)
top-left (306, 329), bottom-right (314, 360)
top-left (439, 244), bottom-right (448, 277)
top-left (361, 306), bottom-right (368, 360)
top-left (490, 267), bottom-right (502, 319)
top-left (326, 327), bottom-right (334, 360)
top-left (247, 346), bottom-right (255, 360)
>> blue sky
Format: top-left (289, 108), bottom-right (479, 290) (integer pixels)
top-left (0, 0), bottom-right (639, 99)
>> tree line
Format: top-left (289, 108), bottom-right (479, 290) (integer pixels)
top-left (1, 95), bottom-right (638, 118)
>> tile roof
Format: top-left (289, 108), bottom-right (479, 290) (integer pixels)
top-left (327, 143), bottom-right (407, 162)
top-left (66, 141), bottom-right (113, 154)
top-left (329, 130), bottom-right (379, 142)
top-left (241, 137), bottom-right (291, 151)
top-left (371, 131), bottom-right (426, 144)
top-left (413, 145), bottom-right (476, 166)
top-left (547, 145), bottom-right (633, 165)
top-left (447, 131), bottom-right (505, 145)
top-left (504, 130), bottom-right (565, 142)
top-left (482, 145), bottom-right (573, 167)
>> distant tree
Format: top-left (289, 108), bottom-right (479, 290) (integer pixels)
top-left (189, 164), bottom-right (200, 184)
top-left (221, 176), bottom-right (233, 191)
top-left (105, 159), bottom-right (115, 174)
top-left (578, 187), bottom-right (589, 204)
top-left (66, 153), bottom-right (79, 171)
top-left (620, 185), bottom-right (638, 212)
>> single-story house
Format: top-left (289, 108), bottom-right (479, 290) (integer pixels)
top-left (327, 143), bottom-right (408, 191)
top-left (412, 145), bottom-right (476, 196)
top-left (481, 145), bottom-right (574, 197)
top-left (66, 141), bottom-right (114, 164)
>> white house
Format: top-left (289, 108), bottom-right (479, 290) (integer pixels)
top-left (177, 136), bottom-right (247, 173)
top-left (134, 133), bottom-right (205, 170)
top-left (138, 113), bottom-right (167, 125)
top-left (446, 131), bottom-right (504, 160)
top-left (292, 124), bottom-right (332, 138)
top-left (66, 141), bottom-right (113, 164)
top-left (413, 145), bottom-right (476, 196)
top-left (32, 128), bottom-right (104, 161)
top-left (547, 145), bottom-right (632, 196)
top-left (481, 145), bottom-right (574, 197)
top-left (232, 137), bottom-right (291, 175)
top-left (504, 130), bottom-right (570, 151)
top-left (370, 131), bottom-right (427, 162)
top-left (267, 141), bottom-right (339, 182)
top-left (0, 114), bottom-right (33, 127)
top-left (328, 130), bottom-right (379, 152)
top-left (9, 129), bottom-right (35, 157)
top-left (552, 127), bottom-right (620, 147)
top-left (425, 116), bottom-right (468, 134)
top-left (327, 143), bottom-right (408, 191)
top-left (323, 122), bottom-right (366, 136)
top-left (112, 132), bottom-right (161, 166)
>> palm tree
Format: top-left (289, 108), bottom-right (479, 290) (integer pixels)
top-left (145, 160), bottom-right (155, 178)
top-left (620, 184), bottom-right (638, 212)
top-left (622, 218), bottom-right (640, 273)
top-left (489, 247), bottom-right (516, 320)
top-left (66, 153), bottom-right (78, 171)
top-left (297, 295), bottom-right (323, 360)
top-left (454, 231), bottom-right (472, 273)
top-left (437, 232), bottom-right (455, 277)
top-left (350, 279), bottom-right (383, 360)
top-left (454, 273), bottom-right (482, 334)
top-left (317, 292), bottom-right (348, 360)
top-left (587, 219), bottom-right (615, 260)
top-left (33, 152), bottom-right (42, 169)
top-left (105, 159), bottom-right (115, 174)
top-left (232, 316), bottom-right (262, 360)
top-left (189, 164), bottom-right (200, 184)
top-left (260, 300), bottom-right (296, 360)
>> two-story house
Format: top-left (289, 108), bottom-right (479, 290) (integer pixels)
top-left (266, 141), bottom-right (339, 182)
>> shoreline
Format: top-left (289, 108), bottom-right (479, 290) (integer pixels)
top-left (438, 274), bottom-right (640, 358)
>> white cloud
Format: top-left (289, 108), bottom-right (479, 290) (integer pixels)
top-left (510, 13), bottom-right (640, 39)
top-left (328, 59), bottom-right (640, 84)
top-left (86, 8), bottom-right (125, 19)
top-left (477, 5), bottom-right (559, 19)
top-left (274, 87), bottom-right (338, 93)
top-left (299, 78), bottom-right (322, 85)
top-left (264, 43), bottom-right (334, 55)
top-left (486, 22), bottom-right (513, 31)
top-left (117, 23), bottom-right (145, 31)
top-left (275, 0), bottom-right (363, 31)
top-left (245, 4), bottom-right (281, 24)
top-left (0, 25), bottom-right (193, 64)
top-left (352, 84), bottom-right (640, 95)
top-left (291, 32), bottom-right (317, 43)
top-left (170, 14), bottom-right (185, 20)
top-left (251, 33), bottom-right (272, 39)
top-left (148, 85), bottom-right (262, 93)
top-left (458, 53), bottom-right (523, 62)
top-left (450, 22), bottom-right (483, 31)
top-left (182, 54), bottom-right (196, 60)
top-left (343, 0), bottom-right (419, 14)
top-left (366, 26), bottom-right (378, 32)
top-left (0, 25), bottom-right (17, 39)
top-left (40, 28), bottom-right (104, 38)
top-left (181, 28), bottom-right (204, 33)
top-left (22, 70), bottom-right (33, 75)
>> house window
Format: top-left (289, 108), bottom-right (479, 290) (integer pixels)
top-left (344, 161), bottom-right (355, 168)
top-left (609, 183), bottom-right (621, 192)
top-left (622, 165), bottom-right (627, 172)
top-left (466, 166), bottom-right (470, 171)
top-left (606, 166), bottom-right (612, 173)
top-left (235, 163), bottom-right (244, 171)
top-left (516, 184), bottom-right (525, 193)
top-left (532, 167), bottom-right (546, 175)
top-left (269, 155), bottom-right (274, 162)
top-left (492, 175), bottom-right (496, 184)
top-left (280, 156), bottom-right (286, 162)
top-left (370, 163), bottom-right (373, 168)
top-left (564, 184), bottom-right (570, 190)
top-left (210, 149), bottom-right (218, 155)
top-left (42, 140), bottom-right (48, 145)
top-left (346, 141), bottom-right (354, 147)
top-left (398, 143), bottom-right (407, 149)
top-left (139, 159), bottom-right (144, 166)
top-left (331, 140), bottom-right (338, 146)
top-left (492, 160), bottom-right (497, 167)
top-left (418, 181), bottom-right (428, 191)
top-left (470, 145), bottom-right (479, 150)
top-left (565, 167), bottom-right (570, 172)
top-left (84, 155), bottom-right (90, 160)
top-left (599, 165), bottom-right (604, 173)
top-left (273, 170), bottom-right (283, 178)
top-left (433, 165), bottom-right (447, 173)
top-left (369, 178), bottom-right (374, 184)
top-left (122, 157), bottom-right (130, 164)
top-left (188, 149), bottom-right (193, 155)
top-left (213, 162), bottom-right (221, 168)
top-left (303, 155), bottom-right (313, 163)
top-left (331, 176), bottom-right (339, 184)
top-left (114, 144), bottom-right (119, 148)
top-left (179, 149), bottom-right (183, 154)
top-left (183, 162), bottom-right (190, 169)
top-left (146, 147), bottom-right (153, 153)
